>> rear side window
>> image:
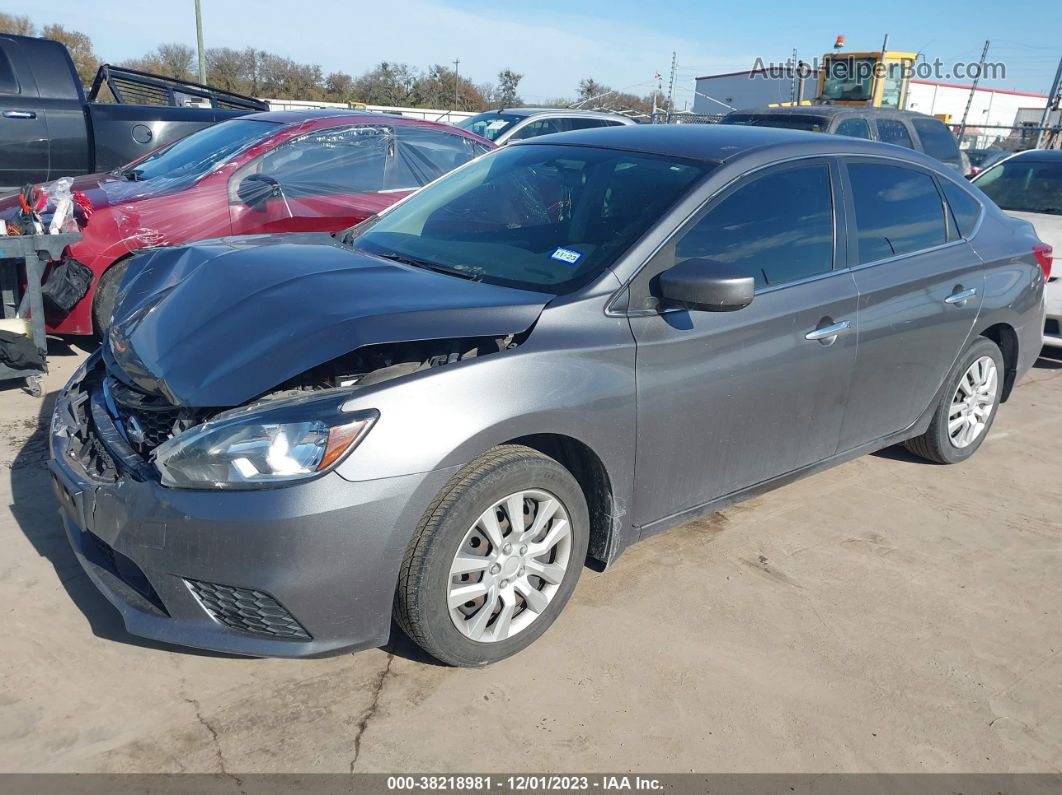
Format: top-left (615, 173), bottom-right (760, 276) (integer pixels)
top-left (836, 119), bottom-right (871, 139)
top-left (912, 118), bottom-right (961, 164)
top-left (876, 119), bottom-right (914, 149)
top-left (940, 179), bottom-right (983, 238)
top-left (508, 117), bottom-right (565, 140)
top-left (848, 163), bottom-right (947, 262)
top-left (674, 163), bottom-right (834, 289)
top-left (0, 49), bottom-right (18, 94)
top-left (564, 118), bottom-right (607, 131)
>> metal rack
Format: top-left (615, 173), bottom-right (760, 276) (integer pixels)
top-left (0, 232), bottom-right (82, 397)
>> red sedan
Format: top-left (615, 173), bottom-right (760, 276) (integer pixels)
top-left (5, 110), bottom-right (492, 335)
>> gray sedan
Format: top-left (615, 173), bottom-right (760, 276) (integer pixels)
top-left (48, 125), bottom-right (1047, 666)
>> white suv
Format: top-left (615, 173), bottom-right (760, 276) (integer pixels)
top-left (456, 108), bottom-right (636, 145)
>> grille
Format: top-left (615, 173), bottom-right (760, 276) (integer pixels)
top-left (105, 377), bottom-right (202, 457)
top-left (81, 531), bottom-right (168, 615)
top-left (185, 579), bottom-right (311, 640)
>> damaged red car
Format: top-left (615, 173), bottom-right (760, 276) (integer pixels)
top-left (2, 110), bottom-right (493, 335)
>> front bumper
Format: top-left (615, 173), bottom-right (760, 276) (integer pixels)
top-left (49, 358), bottom-right (456, 657)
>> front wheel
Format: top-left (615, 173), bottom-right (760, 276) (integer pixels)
top-left (905, 337), bottom-right (1004, 464)
top-left (394, 445), bottom-right (589, 667)
top-left (92, 259), bottom-right (130, 337)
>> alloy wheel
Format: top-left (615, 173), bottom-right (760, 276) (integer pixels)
top-left (447, 489), bottom-right (572, 643)
top-left (948, 355), bottom-right (998, 448)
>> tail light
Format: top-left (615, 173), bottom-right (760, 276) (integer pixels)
top-left (1033, 243), bottom-right (1053, 280)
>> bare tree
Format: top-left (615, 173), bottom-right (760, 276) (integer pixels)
top-left (41, 24), bottom-right (100, 86)
top-left (352, 62), bottom-right (421, 107)
top-left (0, 13), bottom-right (34, 36)
top-left (325, 71), bottom-right (355, 102)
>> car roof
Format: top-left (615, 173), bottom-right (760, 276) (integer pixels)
top-left (495, 107), bottom-right (633, 119)
top-left (728, 106), bottom-right (937, 120)
top-left (511, 123), bottom-right (952, 169)
top-left (246, 109), bottom-right (430, 125)
top-left (1003, 149), bottom-right (1062, 162)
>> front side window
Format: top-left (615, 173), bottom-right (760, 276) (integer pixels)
top-left (455, 112), bottom-right (524, 142)
top-left (876, 119), bottom-right (915, 149)
top-left (508, 117), bottom-right (566, 140)
top-left (236, 124), bottom-right (485, 198)
top-left (848, 162), bottom-right (947, 262)
top-left (973, 158), bottom-right (1062, 215)
top-left (121, 118), bottom-right (279, 183)
top-left (836, 118), bottom-right (872, 139)
top-left (350, 144), bottom-right (708, 295)
top-left (670, 163), bottom-right (835, 290)
top-left (912, 118), bottom-right (961, 164)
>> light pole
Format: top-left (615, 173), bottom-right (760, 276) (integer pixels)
top-left (194, 0), bottom-right (206, 84)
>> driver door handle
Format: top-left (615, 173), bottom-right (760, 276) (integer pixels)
top-left (805, 320), bottom-right (851, 343)
top-left (2, 110), bottom-right (36, 119)
top-left (944, 287), bottom-right (977, 305)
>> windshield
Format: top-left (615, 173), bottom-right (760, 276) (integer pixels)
top-left (350, 144), bottom-right (709, 294)
top-left (455, 112), bottom-right (525, 141)
top-left (974, 158), bottom-right (1062, 215)
top-left (721, 114), bottom-right (830, 133)
top-left (822, 56), bottom-right (876, 102)
top-left (121, 118), bottom-right (280, 182)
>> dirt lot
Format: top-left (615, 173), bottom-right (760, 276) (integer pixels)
top-left (1, 342), bottom-right (1060, 774)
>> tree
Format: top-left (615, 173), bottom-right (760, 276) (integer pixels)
top-left (123, 43), bottom-right (196, 81)
top-left (352, 62), bottom-right (421, 107)
top-left (206, 47), bottom-right (259, 95)
top-left (0, 13), bottom-right (34, 36)
top-left (495, 68), bottom-right (523, 108)
top-left (41, 24), bottom-right (100, 86)
top-left (416, 64), bottom-right (485, 111)
top-left (325, 71), bottom-right (354, 102)
top-left (577, 77), bottom-right (609, 105)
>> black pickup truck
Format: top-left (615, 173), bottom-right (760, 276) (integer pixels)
top-left (0, 33), bottom-right (268, 190)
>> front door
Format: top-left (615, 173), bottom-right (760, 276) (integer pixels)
top-left (836, 159), bottom-right (984, 450)
top-left (628, 159), bottom-right (859, 527)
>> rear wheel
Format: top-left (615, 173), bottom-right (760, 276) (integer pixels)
top-left (394, 445), bottom-right (588, 667)
top-left (905, 337), bottom-right (1004, 464)
top-left (92, 259), bottom-right (130, 336)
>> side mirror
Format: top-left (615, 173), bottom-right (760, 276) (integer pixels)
top-left (237, 174), bottom-right (281, 209)
top-left (655, 258), bottom-right (755, 312)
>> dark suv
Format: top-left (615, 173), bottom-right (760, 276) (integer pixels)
top-left (721, 107), bottom-right (965, 172)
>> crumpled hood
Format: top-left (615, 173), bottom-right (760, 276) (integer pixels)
top-left (106, 233), bottom-right (551, 407)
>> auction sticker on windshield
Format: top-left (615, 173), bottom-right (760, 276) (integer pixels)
top-left (551, 247), bottom-right (583, 265)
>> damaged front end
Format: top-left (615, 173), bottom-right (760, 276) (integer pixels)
top-left (61, 331), bottom-right (525, 490)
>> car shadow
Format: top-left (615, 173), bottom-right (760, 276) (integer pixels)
top-left (8, 389), bottom-right (241, 658)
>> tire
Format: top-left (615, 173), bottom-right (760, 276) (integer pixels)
top-left (904, 337), bottom-right (1005, 464)
top-left (394, 444), bottom-right (589, 667)
top-left (92, 259), bottom-right (130, 337)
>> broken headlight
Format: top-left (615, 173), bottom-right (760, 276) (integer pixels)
top-left (152, 394), bottom-right (377, 489)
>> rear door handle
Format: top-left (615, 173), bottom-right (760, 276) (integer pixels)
top-left (2, 110), bottom-right (37, 119)
top-left (805, 320), bottom-right (851, 343)
top-left (944, 287), bottom-right (977, 305)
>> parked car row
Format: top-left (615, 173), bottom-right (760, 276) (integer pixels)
top-left (47, 120), bottom-right (1050, 666)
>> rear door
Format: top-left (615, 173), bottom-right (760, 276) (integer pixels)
top-left (911, 117), bottom-right (963, 172)
top-left (837, 158), bottom-right (984, 450)
top-left (629, 158), bottom-right (859, 525)
top-left (0, 38), bottom-right (50, 186)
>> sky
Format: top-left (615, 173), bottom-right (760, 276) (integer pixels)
top-left (26, 0), bottom-right (1062, 103)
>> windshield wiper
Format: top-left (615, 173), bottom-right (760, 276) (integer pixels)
top-left (370, 251), bottom-right (482, 282)
top-left (123, 168), bottom-right (144, 182)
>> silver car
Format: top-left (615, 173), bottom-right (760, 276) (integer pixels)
top-left (455, 107), bottom-right (636, 145)
top-left (49, 125), bottom-right (1047, 666)
top-left (970, 148), bottom-right (1059, 348)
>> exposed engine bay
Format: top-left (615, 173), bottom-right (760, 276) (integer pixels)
top-left (92, 334), bottom-right (522, 466)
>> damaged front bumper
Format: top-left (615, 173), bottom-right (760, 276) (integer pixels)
top-left (48, 353), bottom-right (455, 657)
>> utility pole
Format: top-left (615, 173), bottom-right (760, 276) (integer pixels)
top-left (957, 40), bottom-right (990, 145)
top-left (666, 51), bottom-right (677, 123)
top-left (194, 0), bottom-right (206, 84)
top-left (452, 59), bottom-right (460, 117)
top-left (790, 48), bottom-right (798, 103)
top-left (1036, 55), bottom-right (1062, 149)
